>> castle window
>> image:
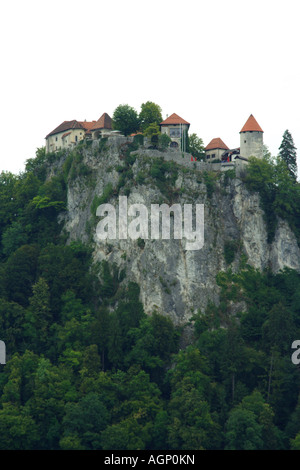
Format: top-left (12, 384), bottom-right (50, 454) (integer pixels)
top-left (244, 140), bottom-right (246, 143)
top-left (170, 128), bottom-right (181, 138)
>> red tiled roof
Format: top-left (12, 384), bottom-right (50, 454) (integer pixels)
top-left (79, 121), bottom-right (97, 131)
top-left (46, 120), bottom-right (85, 138)
top-left (160, 113), bottom-right (190, 126)
top-left (90, 113), bottom-right (112, 131)
top-left (205, 137), bottom-right (229, 151)
top-left (240, 114), bottom-right (263, 133)
top-left (46, 116), bottom-right (110, 139)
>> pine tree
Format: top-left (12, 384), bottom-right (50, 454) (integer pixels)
top-left (279, 130), bottom-right (297, 179)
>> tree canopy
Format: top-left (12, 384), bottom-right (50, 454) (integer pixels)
top-left (0, 138), bottom-right (300, 450)
top-left (112, 104), bottom-right (140, 136)
top-left (139, 101), bottom-right (163, 133)
top-left (188, 133), bottom-right (206, 160)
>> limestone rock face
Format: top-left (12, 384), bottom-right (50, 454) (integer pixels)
top-left (232, 181), bottom-right (300, 273)
top-left (59, 139), bottom-right (300, 324)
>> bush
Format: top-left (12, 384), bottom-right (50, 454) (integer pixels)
top-left (91, 183), bottom-right (114, 216)
top-left (203, 171), bottom-right (217, 199)
top-left (158, 133), bottom-right (171, 150)
top-left (224, 240), bottom-right (238, 265)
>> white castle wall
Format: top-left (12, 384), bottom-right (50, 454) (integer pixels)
top-left (240, 131), bottom-right (263, 159)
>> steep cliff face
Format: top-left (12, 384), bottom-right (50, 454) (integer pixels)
top-left (58, 138), bottom-right (300, 325)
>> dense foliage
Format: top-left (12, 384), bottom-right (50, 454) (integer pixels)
top-left (139, 102), bottom-right (163, 133)
top-left (1, 147), bottom-right (300, 450)
top-left (112, 105), bottom-right (140, 137)
top-left (242, 154), bottom-right (300, 244)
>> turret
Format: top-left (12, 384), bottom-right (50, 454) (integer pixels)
top-left (240, 114), bottom-right (264, 159)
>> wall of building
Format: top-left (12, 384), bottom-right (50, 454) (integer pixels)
top-left (240, 131), bottom-right (263, 159)
top-left (205, 148), bottom-right (225, 161)
top-left (161, 124), bottom-right (189, 136)
top-left (46, 129), bottom-right (86, 153)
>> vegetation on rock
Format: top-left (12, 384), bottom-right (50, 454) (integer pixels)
top-left (0, 140), bottom-right (300, 450)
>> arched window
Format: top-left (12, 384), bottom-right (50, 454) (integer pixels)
top-left (170, 141), bottom-right (178, 148)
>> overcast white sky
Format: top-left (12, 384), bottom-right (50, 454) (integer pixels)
top-left (1, 0), bottom-right (299, 174)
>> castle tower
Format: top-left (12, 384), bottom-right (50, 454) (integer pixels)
top-left (239, 114), bottom-right (264, 159)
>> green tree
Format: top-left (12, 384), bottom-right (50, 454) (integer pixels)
top-left (112, 104), bottom-right (140, 136)
top-left (37, 242), bottom-right (94, 317)
top-left (4, 244), bottom-right (39, 307)
top-left (158, 133), bottom-right (171, 150)
top-left (225, 391), bottom-right (282, 450)
top-left (28, 357), bottom-right (76, 449)
top-left (91, 306), bottom-right (112, 371)
top-left (54, 290), bottom-right (93, 358)
top-left (0, 350), bottom-right (40, 406)
top-left (285, 393), bottom-right (300, 444)
top-left (143, 122), bottom-right (160, 147)
top-left (0, 299), bottom-right (25, 354)
top-left (225, 407), bottom-right (263, 450)
top-left (24, 277), bottom-right (52, 353)
top-left (13, 172), bottom-right (40, 209)
top-left (60, 392), bottom-right (110, 450)
top-left (221, 321), bottom-right (247, 404)
top-left (165, 345), bottom-right (222, 449)
top-left (0, 171), bottom-right (19, 241)
top-left (168, 394), bottom-right (221, 450)
top-left (1, 221), bottom-right (28, 257)
top-left (100, 367), bottom-right (164, 450)
top-left (262, 302), bottom-right (295, 355)
top-left (279, 129), bottom-right (297, 179)
top-left (290, 432), bottom-right (300, 450)
top-left (25, 146), bottom-right (47, 182)
top-left (101, 417), bottom-right (147, 450)
top-left (125, 312), bottom-right (179, 385)
top-left (188, 133), bottom-right (205, 160)
top-left (0, 403), bottom-right (38, 449)
top-left (139, 101), bottom-right (163, 132)
top-left (80, 344), bottom-right (102, 378)
top-left (262, 144), bottom-right (272, 159)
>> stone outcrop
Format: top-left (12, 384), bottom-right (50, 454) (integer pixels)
top-left (57, 137), bottom-right (300, 325)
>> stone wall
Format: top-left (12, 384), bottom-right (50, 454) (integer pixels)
top-left (91, 134), bottom-right (246, 175)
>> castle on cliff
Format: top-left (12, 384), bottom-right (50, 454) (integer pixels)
top-left (45, 112), bottom-right (264, 168)
top-left (205, 114), bottom-right (264, 163)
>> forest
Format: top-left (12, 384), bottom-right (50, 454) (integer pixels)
top-left (1, 141), bottom-right (300, 450)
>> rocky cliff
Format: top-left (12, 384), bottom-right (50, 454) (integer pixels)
top-left (55, 137), bottom-right (300, 325)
